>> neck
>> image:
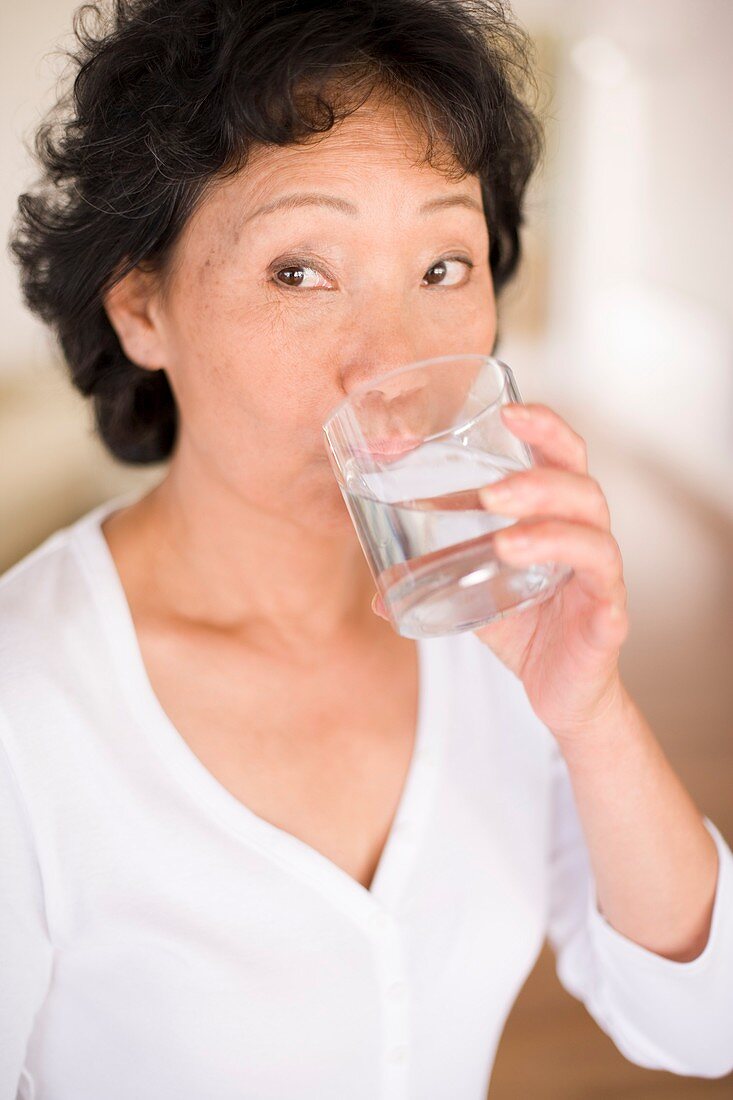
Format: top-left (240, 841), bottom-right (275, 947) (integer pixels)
top-left (107, 446), bottom-right (379, 655)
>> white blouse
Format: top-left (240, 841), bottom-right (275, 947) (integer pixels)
top-left (1, 491), bottom-right (731, 1100)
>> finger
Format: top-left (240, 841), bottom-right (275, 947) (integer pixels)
top-left (494, 517), bottom-right (626, 603)
top-left (371, 592), bottom-right (388, 619)
top-left (501, 403), bottom-right (588, 476)
top-left (588, 598), bottom-right (630, 649)
top-left (478, 467), bottom-right (611, 531)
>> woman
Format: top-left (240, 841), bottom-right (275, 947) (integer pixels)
top-left (2, 0), bottom-right (732, 1096)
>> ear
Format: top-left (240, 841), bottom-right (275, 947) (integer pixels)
top-left (103, 266), bottom-right (168, 371)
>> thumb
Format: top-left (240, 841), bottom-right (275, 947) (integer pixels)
top-left (371, 592), bottom-right (388, 619)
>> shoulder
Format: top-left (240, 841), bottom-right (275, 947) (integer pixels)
top-left (437, 627), bottom-right (556, 764)
top-left (0, 515), bottom-right (91, 653)
top-left (447, 629), bottom-right (554, 727)
top-left (0, 509), bottom-right (109, 751)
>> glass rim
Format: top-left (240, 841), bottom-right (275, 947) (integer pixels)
top-left (321, 353), bottom-right (510, 438)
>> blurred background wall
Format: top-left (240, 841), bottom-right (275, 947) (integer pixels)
top-left (1, 1), bottom-right (731, 1095)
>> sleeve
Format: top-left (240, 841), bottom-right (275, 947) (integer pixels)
top-left (545, 743), bottom-right (733, 1080)
top-left (0, 732), bottom-right (54, 1099)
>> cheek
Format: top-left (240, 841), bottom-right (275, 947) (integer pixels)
top-left (162, 277), bottom-right (340, 454)
top-left (160, 260), bottom-right (498, 445)
top-left (426, 274), bottom-right (496, 342)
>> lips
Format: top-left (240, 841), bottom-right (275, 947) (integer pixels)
top-left (354, 438), bottom-right (422, 459)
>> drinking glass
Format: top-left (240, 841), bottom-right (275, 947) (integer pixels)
top-left (322, 354), bottom-right (574, 639)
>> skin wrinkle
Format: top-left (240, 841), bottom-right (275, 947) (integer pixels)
top-left (238, 191), bottom-right (485, 227)
top-left (103, 91), bottom-right (497, 656)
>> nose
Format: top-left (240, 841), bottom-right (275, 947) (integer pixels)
top-left (339, 344), bottom-right (431, 448)
top-left (328, 296), bottom-right (480, 452)
top-left (341, 349), bottom-right (429, 397)
top-left (337, 290), bottom-right (437, 394)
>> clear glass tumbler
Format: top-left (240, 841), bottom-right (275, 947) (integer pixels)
top-left (322, 354), bottom-right (574, 639)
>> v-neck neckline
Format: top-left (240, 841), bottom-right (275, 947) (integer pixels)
top-left (71, 490), bottom-right (449, 922)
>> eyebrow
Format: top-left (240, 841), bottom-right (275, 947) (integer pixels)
top-left (242, 191), bottom-right (484, 222)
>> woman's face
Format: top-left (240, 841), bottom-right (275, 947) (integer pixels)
top-left (109, 92), bottom-right (497, 524)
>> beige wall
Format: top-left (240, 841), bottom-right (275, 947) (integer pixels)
top-left (2, 0), bottom-right (732, 566)
top-left (503, 0), bottom-right (733, 518)
top-left (0, 1), bottom-right (80, 379)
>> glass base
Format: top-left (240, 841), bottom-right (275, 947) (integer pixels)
top-left (389, 541), bottom-right (574, 639)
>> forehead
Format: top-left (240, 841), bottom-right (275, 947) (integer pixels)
top-left (170, 91), bottom-right (483, 267)
top-left (220, 94), bottom-right (473, 215)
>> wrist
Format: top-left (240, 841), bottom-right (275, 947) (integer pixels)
top-left (551, 677), bottom-right (638, 759)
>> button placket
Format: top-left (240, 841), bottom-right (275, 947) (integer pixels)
top-left (369, 909), bottom-right (391, 932)
top-left (366, 905), bottom-right (412, 1098)
top-left (390, 820), bottom-right (414, 843)
top-left (415, 746), bottom-right (437, 768)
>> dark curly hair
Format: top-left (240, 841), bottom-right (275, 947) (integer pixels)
top-left (9, 0), bottom-right (544, 465)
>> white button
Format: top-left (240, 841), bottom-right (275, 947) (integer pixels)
top-left (369, 910), bottom-right (390, 931)
top-left (387, 981), bottom-right (407, 1000)
top-left (388, 1045), bottom-right (408, 1064)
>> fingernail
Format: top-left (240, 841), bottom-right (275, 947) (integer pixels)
top-left (371, 593), bottom-right (387, 618)
top-left (503, 404), bottom-right (531, 420)
top-left (480, 482), bottom-right (515, 506)
top-left (496, 530), bottom-right (532, 551)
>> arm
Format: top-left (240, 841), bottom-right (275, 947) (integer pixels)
top-left (469, 399), bottom-right (733, 1076)
top-left (0, 731), bottom-right (54, 1096)
top-left (546, 699), bottom-right (733, 1079)
top-left (555, 683), bottom-right (719, 963)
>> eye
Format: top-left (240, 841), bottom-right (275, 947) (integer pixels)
top-left (422, 255), bottom-right (474, 287)
top-left (271, 260), bottom-right (331, 290)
